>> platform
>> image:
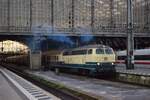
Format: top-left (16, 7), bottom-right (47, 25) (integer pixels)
top-left (0, 67), bottom-right (60, 100)
top-left (116, 64), bottom-right (150, 86)
top-left (27, 70), bottom-right (150, 100)
top-left (116, 64), bottom-right (150, 76)
top-left (0, 72), bottom-right (24, 100)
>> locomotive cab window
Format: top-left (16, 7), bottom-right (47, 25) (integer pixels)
top-left (105, 48), bottom-right (113, 54)
top-left (96, 48), bottom-right (104, 54)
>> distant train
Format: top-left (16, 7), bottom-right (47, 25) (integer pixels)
top-left (116, 49), bottom-right (150, 65)
top-left (4, 54), bottom-right (29, 66)
top-left (42, 45), bottom-right (116, 76)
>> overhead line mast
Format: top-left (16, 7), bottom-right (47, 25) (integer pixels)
top-left (127, 0), bottom-right (134, 69)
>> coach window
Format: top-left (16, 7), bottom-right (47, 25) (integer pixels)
top-left (96, 48), bottom-right (104, 54)
top-left (49, 56), bottom-right (51, 61)
top-left (88, 49), bottom-right (92, 54)
top-left (55, 56), bottom-right (57, 61)
top-left (56, 56), bottom-right (58, 61)
top-left (118, 56), bottom-right (126, 60)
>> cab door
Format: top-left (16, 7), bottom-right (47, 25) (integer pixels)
top-left (104, 48), bottom-right (114, 62)
top-left (85, 49), bottom-right (92, 63)
top-left (95, 48), bottom-right (105, 62)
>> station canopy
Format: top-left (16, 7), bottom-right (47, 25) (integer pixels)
top-left (0, 0), bottom-right (149, 35)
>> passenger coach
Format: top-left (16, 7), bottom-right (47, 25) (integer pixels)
top-left (116, 49), bottom-right (150, 65)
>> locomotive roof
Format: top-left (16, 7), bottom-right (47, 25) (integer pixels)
top-left (43, 45), bottom-right (112, 54)
top-left (72, 44), bottom-right (111, 50)
top-left (82, 44), bottom-right (110, 48)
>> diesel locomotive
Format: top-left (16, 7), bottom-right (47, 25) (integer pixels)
top-left (42, 45), bottom-right (116, 76)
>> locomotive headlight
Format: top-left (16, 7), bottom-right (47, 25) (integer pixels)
top-left (112, 63), bottom-right (114, 65)
top-left (97, 62), bottom-right (100, 65)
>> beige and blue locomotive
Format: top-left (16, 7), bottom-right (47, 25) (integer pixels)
top-left (42, 45), bottom-right (116, 75)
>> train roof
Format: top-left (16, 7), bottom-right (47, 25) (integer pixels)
top-left (43, 45), bottom-right (112, 54)
top-left (72, 44), bottom-right (111, 51)
top-left (116, 49), bottom-right (150, 56)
